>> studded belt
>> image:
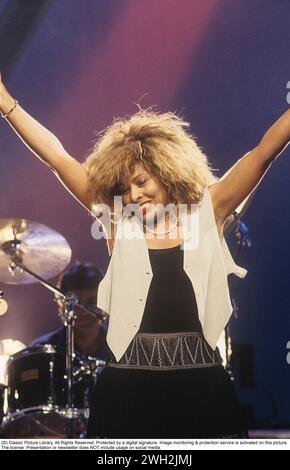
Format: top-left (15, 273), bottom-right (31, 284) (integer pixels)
top-left (107, 331), bottom-right (223, 371)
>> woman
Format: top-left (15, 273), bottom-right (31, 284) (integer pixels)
top-left (0, 75), bottom-right (289, 438)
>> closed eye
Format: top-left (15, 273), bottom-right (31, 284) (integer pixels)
top-left (115, 176), bottom-right (149, 195)
top-left (118, 181), bottom-right (147, 193)
top-left (136, 180), bottom-right (147, 186)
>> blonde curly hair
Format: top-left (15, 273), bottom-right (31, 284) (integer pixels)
top-left (83, 109), bottom-right (217, 210)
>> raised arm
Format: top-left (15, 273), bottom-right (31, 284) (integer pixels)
top-left (0, 75), bottom-right (90, 211)
top-left (209, 108), bottom-right (290, 225)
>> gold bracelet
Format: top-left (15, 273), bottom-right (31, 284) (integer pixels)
top-left (0, 99), bottom-right (18, 118)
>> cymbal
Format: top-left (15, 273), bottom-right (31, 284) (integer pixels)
top-left (0, 218), bottom-right (71, 284)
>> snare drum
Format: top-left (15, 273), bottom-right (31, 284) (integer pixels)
top-left (1, 345), bottom-right (89, 438)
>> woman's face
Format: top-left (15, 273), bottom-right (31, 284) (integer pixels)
top-left (119, 163), bottom-right (168, 226)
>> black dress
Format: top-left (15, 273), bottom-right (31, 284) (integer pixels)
top-left (87, 245), bottom-right (244, 438)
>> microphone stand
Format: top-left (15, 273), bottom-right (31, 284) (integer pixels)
top-left (224, 213), bottom-right (252, 380)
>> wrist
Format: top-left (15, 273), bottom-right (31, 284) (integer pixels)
top-left (0, 98), bottom-right (18, 119)
top-left (0, 87), bottom-right (15, 114)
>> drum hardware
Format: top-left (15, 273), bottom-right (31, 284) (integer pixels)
top-left (0, 218), bottom-right (106, 438)
top-left (1, 345), bottom-right (99, 438)
top-left (73, 358), bottom-right (106, 384)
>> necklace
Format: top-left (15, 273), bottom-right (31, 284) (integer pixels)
top-left (144, 216), bottom-right (179, 235)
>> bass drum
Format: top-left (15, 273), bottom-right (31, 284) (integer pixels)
top-left (1, 345), bottom-right (95, 438)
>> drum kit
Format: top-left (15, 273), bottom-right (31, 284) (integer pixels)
top-left (0, 218), bottom-right (106, 438)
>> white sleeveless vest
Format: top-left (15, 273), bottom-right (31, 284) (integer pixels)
top-left (97, 188), bottom-right (247, 361)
